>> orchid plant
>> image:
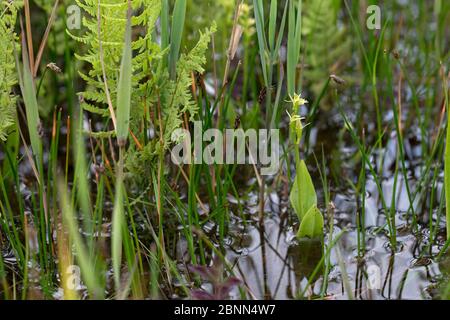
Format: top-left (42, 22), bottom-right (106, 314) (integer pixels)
top-left (288, 93), bottom-right (324, 239)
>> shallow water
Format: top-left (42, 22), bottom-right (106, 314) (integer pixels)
top-left (1, 0), bottom-right (448, 301)
top-left (223, 185), bottom-right (446, 300)
top-left (227, 213), bottom-right (444, 300)
top-left (2, 119), bottom-right (448, 300)
top-left (218, 114), bottom-right (449, 300)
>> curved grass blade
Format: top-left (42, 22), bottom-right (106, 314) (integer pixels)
top-left (58, 178), bottom-right (104, 299)
top-left (115, 4), bottom-right (132, 144)
top-left (16, 34), bottom-right (42, 168)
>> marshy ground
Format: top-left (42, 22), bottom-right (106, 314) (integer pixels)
top-left (0, 0), bottom-right (449, 300)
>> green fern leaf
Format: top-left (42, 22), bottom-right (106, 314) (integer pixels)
top-left (0, 1), bottom-right (21, 141)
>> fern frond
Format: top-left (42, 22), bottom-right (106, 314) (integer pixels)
top-left (161, 23), bottom-right (217, 146)
top-left (70, 0), bottom-right (162, 121)
top-left (0, 1), bottom-right (21, 141)
top-left (72, 0), bottom-right (215, 183)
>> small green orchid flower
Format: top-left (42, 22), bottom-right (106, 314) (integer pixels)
top-left (287, 93), bottom-right (308, 113)
top-left (287, 111), bottom-right (304, 145)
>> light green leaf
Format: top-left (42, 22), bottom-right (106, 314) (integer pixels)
top-left (17, 37), bottom-right (43, 169)
top-left (116, 7), bottom-right (132, 143)
top-left (169, 0), bottom-right (187, 79)
top-left (253, 0), bottom-right (268, 86)
top-left (289, 160), bottom-right (317, 220)
top-left (287, 0), bottom-right (302, 95)
top-left (268, 0), bottom-right (277, 51)
top-left (58, 178), bottom-right (103, 298)
top-left (297, 206), bottom-right (324, 239)
top-left (445, 56), bottom-right (450, 240)
top-left (112, 172), bottom-right (125, 291)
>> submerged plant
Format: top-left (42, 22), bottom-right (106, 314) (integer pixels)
top-left (288, 94), bottom-right (324, 239)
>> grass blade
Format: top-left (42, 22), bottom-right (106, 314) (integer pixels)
top-left (253, 0), bottom-right (268, 86)
top-left (116, 4), bottom-right (133, 144)
top-left (161, 0), bottom-right (170, 67)
top-left (112, 1), bottom-right (133, 292)
top-left (287, 0), bottom-right (302, 95)
top-left (33, 0), bottom-right (60, 76)
top-left (444, 68), bottom-right (450, 239)
top-left (169, 0), bottom-right (187, 79)
top-left (58, 178), bottom-right (103, 299)
top-left (112, 169), bottom-right (125, 292)
top-left (16, 30), bottom-right (43, 168)
top-left (268, 0), bottom-right (277, 51)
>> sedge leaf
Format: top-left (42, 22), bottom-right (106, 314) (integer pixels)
top-left (297, 206), bottom-right (324, 239)
top-left (116, 7), bottom-right (132, 143)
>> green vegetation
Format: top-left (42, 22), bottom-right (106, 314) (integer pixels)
top-left (288, 94), bottom-right (324, 239)
top-left (0, 1), bottom-right (20, 141)
top-left (0, 0), bottom-right (449, 300)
